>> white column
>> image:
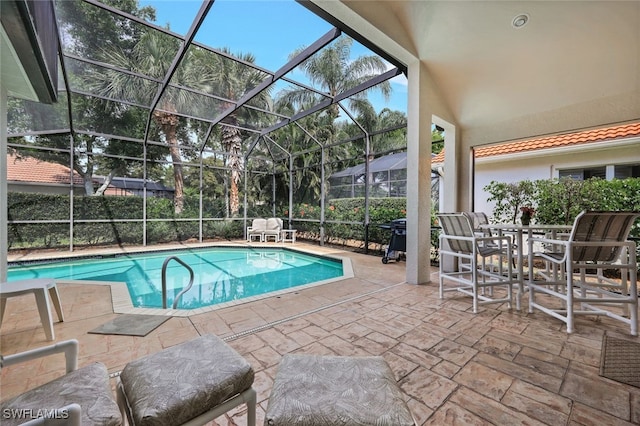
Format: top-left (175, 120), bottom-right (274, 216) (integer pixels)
top-left (405, 60), bottom-right (432, 285)
top-left (434, 117), bottom-right (458, 273)
top-left (606, 164), bottom-right (615, 180)
top-left (1, 87), bottom-right (8, 282)
top-left (439, 119), bottom-right (457, 212)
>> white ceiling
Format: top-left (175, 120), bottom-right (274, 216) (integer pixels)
top-left (315, 0), bottom-right (640, 143)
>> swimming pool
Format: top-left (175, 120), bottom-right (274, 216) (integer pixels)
top-left (7, 247), bottom-right (345, 309)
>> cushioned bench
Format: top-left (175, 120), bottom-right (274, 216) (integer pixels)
top-left (117, 334), bottom-right (256, 426)
top-left (264, 354), bottom-right (415, 426)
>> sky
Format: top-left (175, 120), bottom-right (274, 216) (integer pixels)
top-left (139, 0), bottom-right (408, 114)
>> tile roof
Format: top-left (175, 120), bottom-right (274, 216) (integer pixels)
top-left (6, 154), bottom-right (152, 196)
top-left (7, 153), bottom-right (84, 185)
top-left (431, 121), bottom-right (640, 164)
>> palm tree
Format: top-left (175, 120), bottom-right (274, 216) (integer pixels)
top-left (89, 29), bottom-right (193, 213)
top-left (277, 36), bottom-right (391, 124)
top-left (273, 36), bottom-right (393, 203)
top-left (90, 30), bottom-right (271, 216)
top-left (201, 49), bottom-right (272, 217)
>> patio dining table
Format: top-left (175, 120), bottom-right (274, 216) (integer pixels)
top-left (480, 223), bottom-right (573, 310)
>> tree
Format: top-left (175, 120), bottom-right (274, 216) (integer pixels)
top-left (484, 180), bottom-right (536, 223)
top-left (273, 36), bottom-right (393, 204)
top-left (201, 49), bottom-right (273, 217)
top-left (89, 26), bottom-right (188, 212)
top-left (8, 1), bottom-right (158, 197)
top-left (86, 24), bottom-right (267, 214)
top-left (277, 36), bottom-right (391, 123)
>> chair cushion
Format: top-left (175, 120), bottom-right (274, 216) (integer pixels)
top-left (265, 354), bottom-right (414, 426)
top-left (120, 334), bottom-right (254, 426)
top-left (264, 218), bottom-right (282, 233)
top-left (0, 362), bottom-right (121, 426)
top-left (251, 218), bottom-right (267, 230)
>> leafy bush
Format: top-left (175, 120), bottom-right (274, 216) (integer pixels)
top-left (484, 180), bottom-right (536, 223)
top-left (484, 177), bottom-right (640, 238)
top-left (203, 220), bottom-right (243, 240)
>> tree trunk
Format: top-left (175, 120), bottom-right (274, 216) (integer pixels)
top-left (221, 124), bottom-right (243, 217)
top-left (230, 169), bottom-right (239, 216)
top-left (154, 111), bottom-right (183, 215)
top-left (80, 136), bottom-right (95, 195)
top-left (81, 173), bottom-right (95, 195)
top-left (94, 169), bottom-right (117, 196)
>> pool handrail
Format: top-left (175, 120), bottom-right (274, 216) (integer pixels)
top-left (161, 256), bottom-right (195, 309)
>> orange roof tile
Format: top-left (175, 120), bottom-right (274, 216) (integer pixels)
top-left (432, 150), bottom-right (445, 163)
top-left (432, 122), bottom-right (640, 163)
top-left (7, 153), bottom-right (84, 185)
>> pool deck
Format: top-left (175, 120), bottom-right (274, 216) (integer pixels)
top-left (2, 241), bottom-right (640, 425)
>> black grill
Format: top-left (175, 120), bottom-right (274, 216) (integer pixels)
top-left (379, 218), bottom-right (406, 264)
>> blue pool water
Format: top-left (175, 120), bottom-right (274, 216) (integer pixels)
top-left (7, 248), bottom-right (344, 309)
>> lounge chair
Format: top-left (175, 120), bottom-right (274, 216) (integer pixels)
top-left (263, 217), bottom-right (283, 242)
top-left (117, 334), bottom-right (256, 426)
top-left (247, 218), bottom-right (267, 242)
top-left (265, 354), bottom-right (415, 425)
top-left (247, 218), bottom-right (283, 243)
top-left (0, 339), bottom-right (121, 426)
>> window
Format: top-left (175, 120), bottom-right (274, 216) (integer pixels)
top-left (559, 166), bottom-right (606, 180)
top-left (615, 164), bottom-right (640, 179)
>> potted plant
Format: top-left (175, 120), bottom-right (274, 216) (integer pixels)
top-left (520, 206), bottom-right (535, 225)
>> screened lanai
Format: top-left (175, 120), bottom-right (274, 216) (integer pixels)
top-left (4, 1), bottom-right (640, 286)
top-left (2, 0), bottom-right (414, 276)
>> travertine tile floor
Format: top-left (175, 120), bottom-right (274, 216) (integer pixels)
top-left (2, 243), bottom-right (640, 425)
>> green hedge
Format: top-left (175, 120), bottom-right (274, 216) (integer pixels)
top-left (7, 193), bottom-right (424, 253)
top-left (281, 198), bottom-right (408, 246)
top-left (484, 177), bottom-right (640, 238)
top-left (7, 193), bottom-right (244, 249)
top-left (12, 177), bottom-right (636, 254)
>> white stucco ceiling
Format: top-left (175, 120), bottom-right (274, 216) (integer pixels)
top-left (313, 0), bottom-right (640, 143)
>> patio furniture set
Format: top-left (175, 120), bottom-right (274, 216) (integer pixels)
top-left (438, 210), bottom-right (640, 336)
top-left (246, 217), bottom-right (297, 243)
top-left (0, 334), bottom-right (416, 425)
top-left (2, 209), bottom-right (638, 425)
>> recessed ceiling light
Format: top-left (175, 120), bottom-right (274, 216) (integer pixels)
top-left (512, 13), bottom-right (529, 29)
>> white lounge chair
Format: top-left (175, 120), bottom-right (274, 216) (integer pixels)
top-left (263, 218), bottom-right (283, 242)
top-left (247, 218), bottom-right (267, 242)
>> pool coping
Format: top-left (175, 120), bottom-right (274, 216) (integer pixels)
top-left (16, 242), bottom-right (355, 317)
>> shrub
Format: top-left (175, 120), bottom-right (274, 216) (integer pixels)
top-left (484, 180), bottom-right (536, 223)
top-left (204, 220), bottom-right (243, 240)
top-left (485, 177), bottom-right (640, 238)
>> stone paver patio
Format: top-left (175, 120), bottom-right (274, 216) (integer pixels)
top-left (2, 242), bottom-right (639, 425)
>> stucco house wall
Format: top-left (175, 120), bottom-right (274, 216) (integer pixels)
top-left (474, 139), bottom-right (640, 216)
top-left (432, 122), bottom-right (640, 217)
top-left (8, 181), bottom-right (83, 195)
